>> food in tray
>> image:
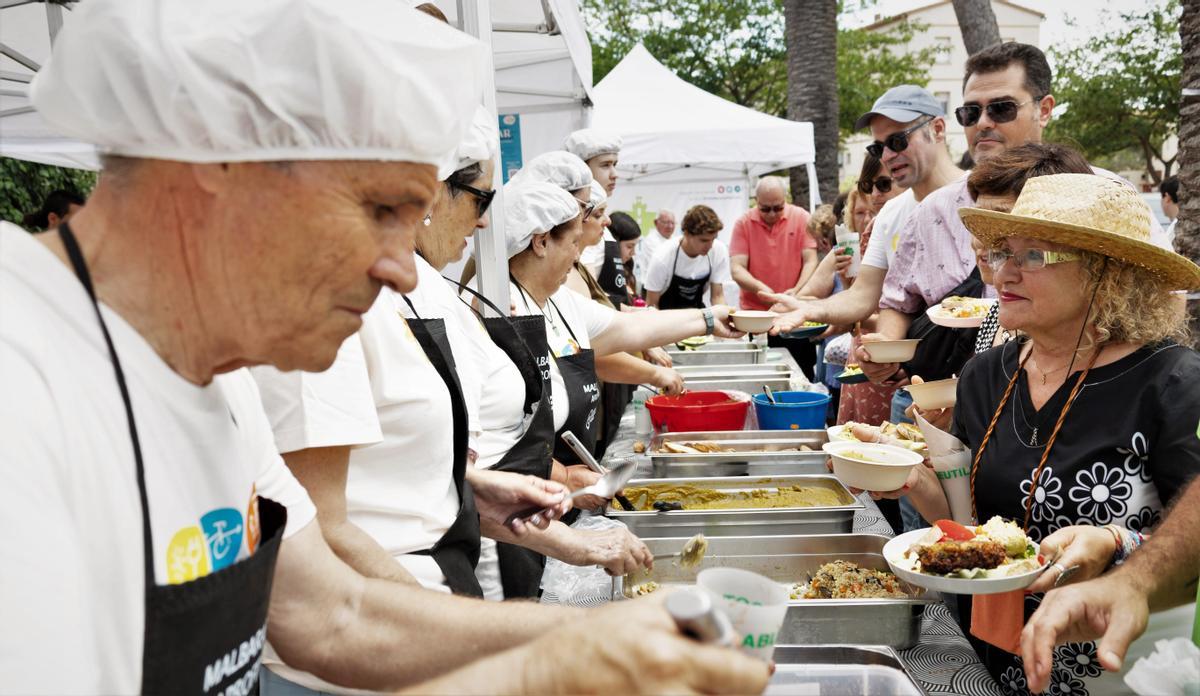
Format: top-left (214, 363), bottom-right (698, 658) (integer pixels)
top-left (632, 440), bottom-right (646, 454)
top-left (616, 482), bottom-right (847, 511)
top-left (655, 440), bottom-right (816, 454)
top-left (675, 336), bottom-right (713, 351)
top-left (630, 581), bottom-right (661, 596)
top-left (833, 421), bottom-right (926, 453)
top-left (933, 296), bottom-right (994, 319)
top-left (788, 561), bottom-right (910, 600)
top-left (678, 533), bottom-right (708, 569)
top-left (893, 518), bottom-right (1042, 579)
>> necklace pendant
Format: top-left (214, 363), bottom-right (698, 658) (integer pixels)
top-left (1030, 427), bottom-right (1039, 446)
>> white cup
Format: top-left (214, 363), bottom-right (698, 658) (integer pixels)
top-left (696, 567), bottom-right (789, 661)
top-left (834, 225), bottom-right (861, 278)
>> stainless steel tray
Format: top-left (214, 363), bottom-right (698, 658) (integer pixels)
top-left (622, 534), bottom-right (934, 650)
top-left (675, 362), bottom-right (791, 377)
top-left (644, 430), bottom-right (829, 477)
top-left (668, 348), bottom-right (765, 366)
top-left (682, 375), bottom-right (793, 394)
top-left (608, 475), bottom-right (862, 537)
top-left (769, 645), bottom-right (926, 695)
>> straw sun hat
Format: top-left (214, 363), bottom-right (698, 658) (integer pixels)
top-left (960, 173), bottom-right (1200, 291)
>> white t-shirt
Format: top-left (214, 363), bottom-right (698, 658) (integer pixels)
top-left (634, 229), bottom-right (677, 284)
top-left (861, 189), bottom-right (918, 270)
top-left (510, 282), bottom-right (615, 432)
top-left (579, 229), bottom-right (615, 279)
top-left (0, 223), bottom-right (315, 694)
top-left (643, 237), bottom-right (732, 293)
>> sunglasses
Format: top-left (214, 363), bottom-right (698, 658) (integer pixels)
top-left (986, 247), bottom-right (1079, 272)
top-left (954, 99), bottom-right (1038, 127)
top-left (858, 176), bottom-right (893, 195)
top-left (758, 204), bottom-right (785, 214)
top-left (448, 180), bottom-right (496, 219)
top-left (580, 200), bottom-right (598, 220)
top-left (865, 117), bottom-right (934, 158)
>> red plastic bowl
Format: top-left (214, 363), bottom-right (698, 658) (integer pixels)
top-left (645, 391), bottom-right (750, 432)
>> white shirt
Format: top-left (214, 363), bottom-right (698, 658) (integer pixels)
top-left (510, 283), bottom-right (615, 432)
top-left (0, 223), bottom-right (315, 694)
top-left (643, 237), bottom-right (732, 293)
top-left (579, 229), bottom-right (615, 279)
top-left (861, 189), bottom-right (917, 270)
top-left (634, 229), bottom-right (678, 285)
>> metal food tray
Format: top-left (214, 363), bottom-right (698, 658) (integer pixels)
top-left (675, 362), bottom-right (791, 378)
top-left (769, 645), bottom-right (926, 695)
top-left (607, 475), bottom-right (862, 537)
top-left (682, 375), bottom-right (793, 395)
top-left (622, 534), bottom-right (935, 650)
top-left (644, 430), bottom-right (829, 477)
top-left (668, 347), bottom-right (765, 366)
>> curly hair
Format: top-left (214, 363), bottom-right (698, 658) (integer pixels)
top-left (1079, 252), bottom-right (1187, 347)
top-left (844, 188), bottom-right (869, 234)
top-left (808, 204), bottom-right (837, 246)
top-left (682, 204), bottom-right (722, 236)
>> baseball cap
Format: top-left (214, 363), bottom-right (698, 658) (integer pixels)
top-left (854, 85), bottom-right (945, 131)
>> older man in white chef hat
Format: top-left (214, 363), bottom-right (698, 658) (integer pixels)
top-left (0, 1), bottom-right (768, 694)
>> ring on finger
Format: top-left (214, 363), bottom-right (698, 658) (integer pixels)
top-left (1053, 564), bottom-right (1081, 588)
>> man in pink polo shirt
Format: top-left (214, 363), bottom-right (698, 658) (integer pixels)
top-left (730, 175), bottom-right (818, 377)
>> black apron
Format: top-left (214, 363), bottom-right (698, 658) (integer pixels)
top-left (658, 244), bottom-right (710, 310)
top-left (596, 239), bottom-right (629, 308)
top-left (59, 222), bottom-right (285, 696)
top-left (400, 296), bottom-right (483, 597)
top-left (451, 281), bottom-right (557, 598)
top-left (902, 268), bottom-right (985, 382)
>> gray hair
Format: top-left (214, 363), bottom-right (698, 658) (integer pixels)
top-left (756, 176), bottom-right (788, 197)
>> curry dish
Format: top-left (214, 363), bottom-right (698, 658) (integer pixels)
top-left (617, 482), bottom-right (848, 511)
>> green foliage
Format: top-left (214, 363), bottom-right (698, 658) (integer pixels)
top-left (583, 0), bottom-right (939, 141)
top-left (1046, 0), bottom-right (1180, 182)
top-left (0, 157), bottom-right (96, 229)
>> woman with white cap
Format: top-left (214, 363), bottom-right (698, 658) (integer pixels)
top-left (566, 129), bottom-right (630, 313)
top-left (855, 174), bottom-right (1200, 696)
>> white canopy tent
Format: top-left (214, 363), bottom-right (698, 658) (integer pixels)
top-left (0, 0), bottom-right (595, 309)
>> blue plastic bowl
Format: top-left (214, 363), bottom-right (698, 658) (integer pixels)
top-left (752, 391), bottom-right (832, 430)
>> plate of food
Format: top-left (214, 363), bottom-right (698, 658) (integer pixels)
top-left (782, 321), bottom-right (829, 340)
top-left (927, 296), bottom-right (996, 329)
top-left (827, 421), bottom-right (926, 454)
top-left (882, 518), bottom-right (1049, 595)
top-left (836, 364), bottom-right (869, 384)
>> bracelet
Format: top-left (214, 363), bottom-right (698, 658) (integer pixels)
top-left (1104, 524), bottom-right (1145, 566)
top-left (701, 307), bottom-right (715, 335)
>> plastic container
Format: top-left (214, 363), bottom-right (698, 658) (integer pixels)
top-left (633, 386), bottom-right (653, 435)
top-left (645, 391), bottom-right (750, 433)
top-left (752, 391), bottom-right (831, 430)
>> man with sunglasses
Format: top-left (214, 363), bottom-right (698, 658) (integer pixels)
top-left (730, 176), bottom-right (820, 378)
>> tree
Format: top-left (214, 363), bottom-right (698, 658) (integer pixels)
top-left (1175, 0), bottom-right (1200, 341)
top-left (1046, 1), bottom-right (1180, 184)
top-left (0, 158), bottom-right (96, 229)
top-left (784, 0), bottom-right (839, 206)
top-left (950, 0), bottom-right (1000, 56)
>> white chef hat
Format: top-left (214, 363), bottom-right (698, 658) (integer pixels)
top-left (563, 129), bottom-right (623, 162)
top-left (509, 151), bottom-right (593, 192)
top-left (440, 105), bottom-right (500, 180)
top-left (503, 181), bottom-right (581, 259)
top-left (30, 0), bottom-right (486, 173)
top-left (587, 180), bottom-right (608, 209)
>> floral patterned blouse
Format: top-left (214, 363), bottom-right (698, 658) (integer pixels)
top-left (951, 338), bottom-right (1200, 695)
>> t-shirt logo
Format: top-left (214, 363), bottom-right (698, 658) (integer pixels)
top-left (246, 492), bottom-right (261, 554)
top-left (166, 526), bottom-right (210, 584)
top-left (201, 508), bottom-right (244, 572)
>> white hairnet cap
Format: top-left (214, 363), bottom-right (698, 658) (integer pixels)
top-left (588, 181), bottom-right (608, 209)
top-left (440, 105), bottom-right (500, 180)
top-left (563, 129), bottom-right (623, 162)
top-left (30, 0), bottom-right (487, 172)
top-left (504, 182), bottom-right (580, 259)
top-left (509, 151), bottom-right (592, 192)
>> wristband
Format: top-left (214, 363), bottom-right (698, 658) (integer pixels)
top-left (1104, 524), bottom-right (1145, 566)
top-left (701, 307), bottom-right (715, 335)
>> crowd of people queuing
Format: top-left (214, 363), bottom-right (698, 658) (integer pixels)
top-left (2, 2), bottom-right (1197, 694)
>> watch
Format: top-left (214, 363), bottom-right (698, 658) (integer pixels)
top-left (701, 307), bottom-right (715, 335)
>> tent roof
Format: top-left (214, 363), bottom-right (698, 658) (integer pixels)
top-left (589, 44), bottom-right (814, 180)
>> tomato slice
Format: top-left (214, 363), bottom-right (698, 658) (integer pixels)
top-left (935, 519), bottom-right (976, 541)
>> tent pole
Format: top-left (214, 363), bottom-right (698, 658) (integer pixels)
top-left (461, 0), bottom-right (510, 317)
top-left (805, 162), bottom-right (821, 211)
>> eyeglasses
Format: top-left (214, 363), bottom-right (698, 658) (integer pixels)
top-left (581, 200), bottom-right (598, 220)
top-left (954, 99), bottom-right (1039, 127)
top-left (986, 247), bottom-right (1080, 272)
top-left (858, 176), bottom-right (893, 195)
top-left (448, 180), bottom-right (496, 219)
top-left (866, 117), bottom-right (934, 158)
top-left (758, 204), bottom-right (784, 214)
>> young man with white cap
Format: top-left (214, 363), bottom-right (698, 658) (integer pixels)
top-left (564, 128), bottom-right (622, 196)
top-left (0, 1), bottom-right (768, 693)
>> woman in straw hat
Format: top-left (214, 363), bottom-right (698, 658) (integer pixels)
top-left (861, 173), bottom-right (1200, 695)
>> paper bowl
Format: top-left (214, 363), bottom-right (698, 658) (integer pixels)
top-left (821, 441), bottom-right (923, 491)
top-left (697, 567), bottom-right (789, 662)
top-left (730, 310), bottom-right (777, 334)
top-left (861, 339), bottom-right (920, 363)
top-left (906, 377), bottom-right (958, 410)
top-left (883, 528), bottom-right (1049, 595)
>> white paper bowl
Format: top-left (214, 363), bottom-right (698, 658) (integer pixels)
top-left (730, 310), bottom-right (778, 334)
top-left (882, 528), bottom-right (1050, 595)
top-left (861, 339), bottom-right (920, 363)
top-left (926, 299), bottom-right (996, 328)
top-left (906, 377), bottom-right (958, 410)
top-left (821, 441), bottom-right (924, 491)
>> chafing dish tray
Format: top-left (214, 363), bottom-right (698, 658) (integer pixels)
top-left (621, 534), bottom-right (934, 650)
top-left (607, 475), bottom-right (862, 537)
top-left (682, 375), bottom-right (793, 394)
top-left (667, 347), bottom-right (766, 366)
top-left (643, 430), bottom-right (829, 477)
top-left (675, 362), bottom-right (791, 378)
top-left (768, 645), bottom-right (926, 695)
